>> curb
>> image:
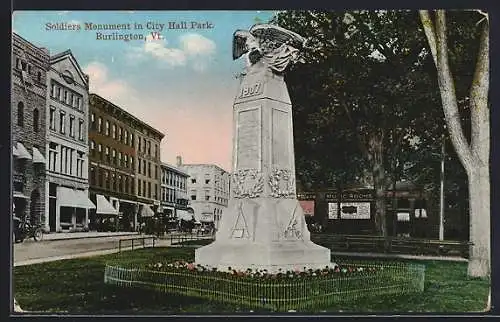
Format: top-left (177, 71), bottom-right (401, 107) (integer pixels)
top-left (14, 241), bottom-right (171, 267)
top-left (40, 233), bottom-right (141, 242)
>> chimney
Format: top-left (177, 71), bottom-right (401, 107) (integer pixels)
top-left (176, 156), bottom-right (182, 167)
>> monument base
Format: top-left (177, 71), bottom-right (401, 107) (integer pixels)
top-left (195, 240), bottom-right (334, 273)
top-left (195, 198), bottom-right (333, 273)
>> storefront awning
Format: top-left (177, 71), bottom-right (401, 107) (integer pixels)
top-left (13, 192), bottom-right (29, 199)
top-left (12, 145), bottom-right (19, 157)
top-left (16, 142), bottom-right (32, 160)
top-left (57, 187), bottom-right (96, 209)
top-left (177, 210), bottom-right (193, 221)
top-left (96, 194), bottom-right (120, 215)
top-left (32, 147), bottom-right (46, 164)
top-left (140, 204), bottom-right (155, 217)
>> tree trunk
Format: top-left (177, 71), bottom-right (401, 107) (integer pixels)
top-left (467, 166), bottom-right (490, 276)
top-left (370, 136), bottom-right (387, 240)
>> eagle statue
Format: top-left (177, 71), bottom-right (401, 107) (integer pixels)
top-left (232, 24), bottom-right (306, 74)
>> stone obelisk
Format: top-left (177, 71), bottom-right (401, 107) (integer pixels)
top-left (195, 24), bottom-right (332, 272)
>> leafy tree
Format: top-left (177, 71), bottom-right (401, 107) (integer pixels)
top-left (273, 11), bottom-right (445, 242)
top-left (419, 10), bottom-right (490, 277)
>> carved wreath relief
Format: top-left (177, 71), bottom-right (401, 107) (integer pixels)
top-left (268, 168), bottom-right (296, 198)
top-left (232, 168), bottom-right (264, 198)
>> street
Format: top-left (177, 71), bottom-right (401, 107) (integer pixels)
top-left (13, 235), bottom-right (157, 265)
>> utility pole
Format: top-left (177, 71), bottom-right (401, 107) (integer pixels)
top-left (439, 134), bottom-right (445, 241)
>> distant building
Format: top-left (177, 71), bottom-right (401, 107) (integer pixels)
top-left (160, 162), bottom-right (190, 220)
top-left (176, 156), bottom-right (230, 228)
top-left (45, 50), bottom-right (94, 232)
top-left (11, 33), bottom-right (50, 228)
top-left (134, 116), bottom-right (164, 221)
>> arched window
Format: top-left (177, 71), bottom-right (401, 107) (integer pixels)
top-left (33, 108), bottom-right (39, 132)
top-left (17, 102), bottom-right (24, 127)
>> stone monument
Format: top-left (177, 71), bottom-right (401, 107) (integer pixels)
top-left (195, 24), bottom-right (332, 272)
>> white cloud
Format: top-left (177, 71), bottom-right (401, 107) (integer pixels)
top-left (128, 33), bottom-right (216, 71)
top-left (83, 61), bottom-right (136, 103)
top-left (180, 33), bottom-right (216, 56)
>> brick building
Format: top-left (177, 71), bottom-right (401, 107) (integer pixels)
top-left (177, 157), bottom-right (230, 229)
top-left (88, 94), bottom-right (164, 231)
top-left (11, 33), bottom-right (50, 227)
top-left (88, 94), bottom-right (139, 231)
top-left (45, 50), bottom-right (94, 232)
top-left (134, 120), bottom-right (164, 221)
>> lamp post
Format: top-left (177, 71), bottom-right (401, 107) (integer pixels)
top-left (439, 134), bottom-right (445, 241)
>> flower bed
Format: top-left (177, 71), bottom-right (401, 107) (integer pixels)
top-left (104, 261), bottom-right (425, 311)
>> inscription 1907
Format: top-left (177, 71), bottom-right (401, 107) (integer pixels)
top-left (239, 82), bottom-right (263, 99)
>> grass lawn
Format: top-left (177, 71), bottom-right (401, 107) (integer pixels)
top-left (13, 247), bottom-right (490, 314)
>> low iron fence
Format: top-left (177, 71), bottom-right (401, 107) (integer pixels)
top-left (104, 262), bottom-right (425, 311)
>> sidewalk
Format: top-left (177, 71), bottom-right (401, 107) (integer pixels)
top-left (41, 231), bottom-right (140, 241)
top-left (14, 238), bottom-right (170, 267)
top-left (331, 250), bottom-right (468, 262)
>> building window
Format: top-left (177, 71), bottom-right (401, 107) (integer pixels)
top-left (112, 173), bottom-right (117, 191)
top-left (124, 131), bottom-right (128, 145)
top-left (51, 83), bottom-right (56, 97)
top-left (69, 93), bottom-right (73, 106)
top-left (155, 144), bottom-right (158, 159)
top-left (49, 107), bottom-right (56, 130)
top-left (33, 108), bottom-right (39, 132)
top-left (118, 127), bottom-right (122, 141)
top-left (69, 149), bottom-right (73, 175)
top-left (205, 179), bottom-right (210, 184)
top-left (191, 195), bottom-right (197, 201)
top-left (98, 117), bottom-right (102, 132)
top-left (148, 162), bottom-right (151, 178)
top-left (124, 155), bottom-right (128, 168)
top-left (15, 58), bottom-right (20, 69)
top-left (78, 119), bottom-right (84, 141)
top-left (155, 184), bottom-right (158, 200)
top-left (90, 167), bottom-right (95, 185)
top-left (17, 102), bottom-right (24, 127)
top-left (118, 175), bottom-right (122, 192)
top-left (130, 158), bottom-right (134, 170)
top-left (48, 142), bottom-right (58, 172)
top-left (138, 179), bottom-right (142, 195)
top-left (112, 149), bottom-right (116, 165)
top-left (138, 159), bottom-right (142, 174)
top-left (143, 138), bottom-right (146, 153)
top-left (148, 182), bottom-right (151, 199)
top-left (143, 181), bottom-right (146, 197)
top-left (37, 71), bottom-right (41, 82)
top-left (69, 116), bottom-right (75, 137)
top-left (130, 133), bottom-right (134, 147)
top-left (112, 124), bottom-right (116, 139)
top-left (77, 152), bottom-right (84, 178)
top-left (138, 137), bottom-right (142, 151)
top-left (118, 152), bottom-right (122, 167)
top-left (105, 146), bottom-right (110, 163)
top-left (64, 90), bottom-right (68, 104)
top-left (59, 111), bottom-right (66, 134)
top-left (77, 97), bottom-right (82, 110)
top-left (155, 165), bottom-right (158, 179)
top-left (57, 86), bottom-right (61, 100)
top-left (192, 178), bottom-right (196, 184)
top-left (143, 162), bottom-right (146, 176)
top-left (125, 177), bottom-right (129, 194)
top-left (21, 60), bottom-right (27, 71)
top-left (105, 171), bottom-right (110, 189)
top-left (105, 120), bottom-right (110, 136)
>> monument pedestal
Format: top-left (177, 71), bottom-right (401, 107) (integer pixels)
top-left (195, 66), bottom-right (332, 273)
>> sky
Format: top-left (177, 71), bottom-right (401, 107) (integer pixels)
top-left (12, 10), bottom-right (276, 172)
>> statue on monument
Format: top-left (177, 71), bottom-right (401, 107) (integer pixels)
top-left (232, 24), bottom-right (306, 73)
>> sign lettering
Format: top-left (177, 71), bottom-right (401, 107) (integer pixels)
top-left (239, 82), bottom-right (263, 99)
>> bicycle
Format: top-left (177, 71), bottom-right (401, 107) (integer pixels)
top-left (16, 219), bottom-right (43, 242)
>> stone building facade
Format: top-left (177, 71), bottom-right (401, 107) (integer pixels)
top-left (134, 121), bottom-right (164, 220)
top-left (88, 93), bottom-right (139, 231)
top-left (11, 33), bottom-right (50, 227)
top-left (45, 50), bottom-right (94, 232)
top-left (160, 162), bottom-right (190, 220)
top-left (177, 157), bottom-right (230, 228)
